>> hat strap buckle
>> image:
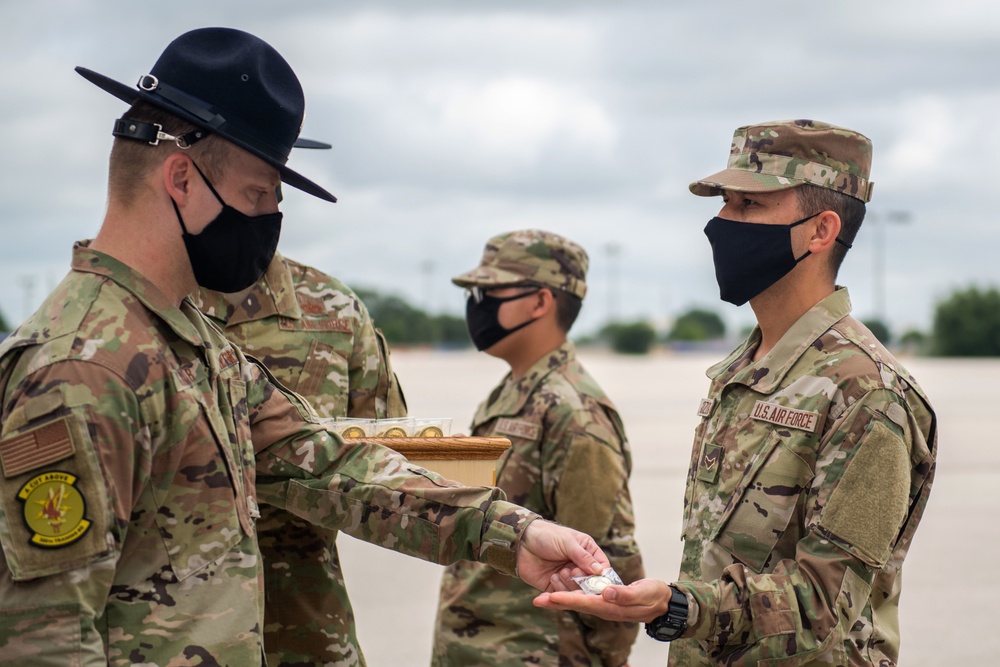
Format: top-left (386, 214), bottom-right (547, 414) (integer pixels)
top-left (112, 118), bottom-right (207, 149)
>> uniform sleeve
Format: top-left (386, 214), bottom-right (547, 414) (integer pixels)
top-left (246, 362), bottom-right (533, 574)
top-left (343, 299), bottom-right (406, 419)
top-left (677, 389), bottom-right (925, 664)
top-left (549, 409), bottom-right (643, 667)
top-left (0, 360), bottom-right (142, 665)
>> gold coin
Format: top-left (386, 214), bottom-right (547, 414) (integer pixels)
top-left (340, 426), bottom-right (366, 438)
top-left (585, 575), bottom-right (612, 593)
top-left (380, 427), bottom-right (407, 437)
top-left (419, 426), bottom-right (444, 437)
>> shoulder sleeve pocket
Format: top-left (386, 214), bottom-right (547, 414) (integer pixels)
top-left (818, 420), bottom-right (910, 568)
top-left (0, 413), bottom-right (112, 581)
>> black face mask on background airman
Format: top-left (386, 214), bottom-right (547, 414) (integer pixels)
top-left (703, 213), bottom-right (819, 306)
top-left (172, 161), bottom-right (282, 293)
top-left (465, 288), bottom-right (541, 351)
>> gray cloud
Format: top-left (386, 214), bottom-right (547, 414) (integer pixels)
top-left (1, 0), bottom-right (997, 337)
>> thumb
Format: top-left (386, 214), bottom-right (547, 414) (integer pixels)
top-left (602, 584), bottom-right (637, 604)
top-left (564, 538), bottom-right (605, 574)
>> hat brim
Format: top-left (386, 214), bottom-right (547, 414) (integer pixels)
top-left (451, 266), bottom-right (530, 288)
top-left (689, 167), bottom-right (805, 198)
top-left (76, 66), bottom-right (337, 203)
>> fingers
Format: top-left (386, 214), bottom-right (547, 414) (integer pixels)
top-left (548, 573), bottom-right (573, 592)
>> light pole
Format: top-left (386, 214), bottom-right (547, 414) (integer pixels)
top-left (869, 210), bottom-right (911, 324)
top-left (420, 259), bottom-right (435, 313)
top-left (17, 275), bottom-right (36, 321)
top-left (604, 242), bottom-right (621, 325)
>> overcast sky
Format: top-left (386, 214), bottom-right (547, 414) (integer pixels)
top-left (2, 0), bottom-right (998, 337)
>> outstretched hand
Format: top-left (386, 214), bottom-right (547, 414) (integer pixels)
top-left (516, 520), bottom-right (609, 592)
top-left (533, 577), bottom-right (673, 623)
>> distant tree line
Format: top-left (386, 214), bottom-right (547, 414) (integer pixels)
top-left (582, 284), bottom-right (1000, 357)
top-left (355, 288), bottom-right (470, 347)
top-left (352, 284), bottom-right (1000, 357)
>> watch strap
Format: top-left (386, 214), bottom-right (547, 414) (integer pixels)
top-left (645, 585), bottom-right (688, 642)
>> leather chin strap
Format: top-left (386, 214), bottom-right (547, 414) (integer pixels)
top-left (112, 117), bottom-right (208, 148)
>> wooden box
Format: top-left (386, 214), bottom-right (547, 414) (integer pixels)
top-left (343, 436), bottom-right (510, 487)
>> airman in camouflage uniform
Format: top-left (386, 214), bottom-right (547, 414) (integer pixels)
top-left (197, 252), bottom-right (407, 666)
top-left (535, 120), bottom-right (937, 667)
top-left (0, 29), bottom-right (611, 666)
top-left (434, 230), bottom-right (644, 667)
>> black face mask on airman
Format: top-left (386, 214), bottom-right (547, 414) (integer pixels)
top-left (171, 161), bottom-right (282, 293)
top-left (464, 287), bottom-right (541, 351)
top-left (704, 210), bottom-right (859, 306)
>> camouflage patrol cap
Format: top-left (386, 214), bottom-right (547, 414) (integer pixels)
top-left (452, 229), bottom-right (588, 299)
top-left (690, 119), bottom-right (874, 203)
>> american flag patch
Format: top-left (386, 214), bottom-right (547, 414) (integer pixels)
top-left (0, 418), bottom-right (76, 478)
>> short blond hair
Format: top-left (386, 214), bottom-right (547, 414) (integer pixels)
top-left (107, 101), bottom-right (231, 206)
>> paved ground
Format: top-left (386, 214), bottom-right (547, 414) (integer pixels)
top-left (335, 349), bottom-right (999, 666)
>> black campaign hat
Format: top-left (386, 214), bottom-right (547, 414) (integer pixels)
top-left (76, 27), bottom-right (336, 202)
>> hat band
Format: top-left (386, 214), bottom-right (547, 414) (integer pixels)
top-left (138, 74), bottom-right (294, 163)
top-left (728, 150), bottom-right (872, 202)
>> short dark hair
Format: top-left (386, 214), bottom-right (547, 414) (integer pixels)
top-left (108, 101), bottom-right (231, 207)
top-left (553, 290), bottom-right (583, 333)
top-left (795, 184), bottom-right (867, 278)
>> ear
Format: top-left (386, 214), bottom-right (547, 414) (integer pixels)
top-left (162, 152), bottom-right (195, 205)
top-left (807, 210), bottom-right (843, 255)
top-left (530, 288), bottom-right (556, 318)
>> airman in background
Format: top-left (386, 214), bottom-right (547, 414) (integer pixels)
top-left (434, 230), bottom-right (645, 667)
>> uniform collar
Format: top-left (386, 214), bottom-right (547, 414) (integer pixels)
top-left (477, 341), bottom-right (576, 421)
top-left (707, 287), bottom-right (853, 393)
top-left (71, 240), bottom-right (204, 347)
top-left (194, 252), bottom-right (301, 327)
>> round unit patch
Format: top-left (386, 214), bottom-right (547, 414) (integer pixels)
top-left (18, 471), bottom-right (91, 548)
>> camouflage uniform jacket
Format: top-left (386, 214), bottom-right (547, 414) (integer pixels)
top-left (433, 342), bottom-right (644, 667)
top-left (671, 287), bottom-right (936, 667)
top-left (198, 253), bottom-right (406, 666)
top-left (0, 242), bottom-right (534, 666)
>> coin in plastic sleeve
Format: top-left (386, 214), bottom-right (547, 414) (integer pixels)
top-left (573, 567), bottom-right (624, 595)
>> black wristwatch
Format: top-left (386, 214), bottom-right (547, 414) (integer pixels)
top-left (645, 585), bottom-right (688, 642)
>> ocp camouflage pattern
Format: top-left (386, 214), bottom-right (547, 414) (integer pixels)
top-left (0, 242), bottom-right (534, 665)
top-left (433, 342), bottom-right (643, 667)
top-left (197, 252), bottom-right (407, 667)
top-left (451, 229), bottom-right (589, 298)
top-left (689, 119), bottom-right (874, 202)
top-left (669, 288), bottom-right (936, 666)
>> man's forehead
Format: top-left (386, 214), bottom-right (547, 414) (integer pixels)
top-left (227, 143), bottom-right (281, 185)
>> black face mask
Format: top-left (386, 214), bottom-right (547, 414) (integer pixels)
top-left (465, 288), bottom-right (541, 351)
top-left (172, 161), bottom-right (282, 293)
top-left (703, 213), bottom-right (821, 306)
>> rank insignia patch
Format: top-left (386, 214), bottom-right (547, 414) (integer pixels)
top-left (17, 471), bottom-right (91, 548)
top-left (696, 444), bottom-right (723, 483)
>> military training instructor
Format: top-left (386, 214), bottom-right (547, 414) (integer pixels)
top-left (0, 27), bottom-right (611, 665)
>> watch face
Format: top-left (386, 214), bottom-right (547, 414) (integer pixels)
top-left (647, 620), bottom-right (683, 642)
